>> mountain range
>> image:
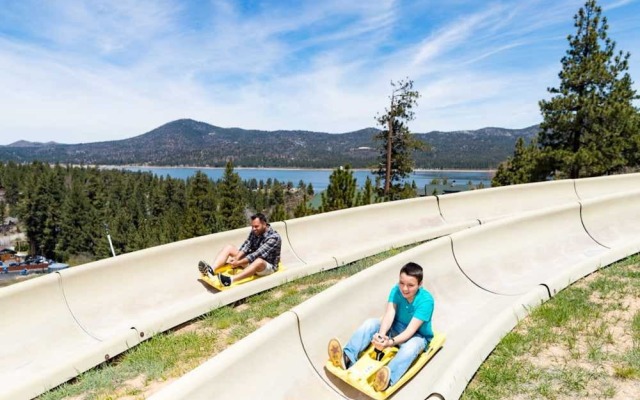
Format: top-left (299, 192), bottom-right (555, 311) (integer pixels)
top-left (0, 119), bottom-right (539, 169)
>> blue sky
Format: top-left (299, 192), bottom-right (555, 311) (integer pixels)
top-left (1, 0), bottom-right (639, 144)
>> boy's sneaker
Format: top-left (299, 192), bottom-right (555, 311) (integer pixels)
top-left (217, 273), bottom-right (232, 287)
top-left (372, 366), bottom-right (391, 392)
top-left (328, 338), bottom-right (350, 369)
top-left (198, 260), bottom-right (213, 276)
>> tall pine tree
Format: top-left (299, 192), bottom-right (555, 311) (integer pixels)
top-left (180, 171), bottom-right (217, 239)
top-left (217, 161), bottom-right (247, 231)
top-left (374, 79), bottom-right (426, 199)
top-left (56, 177), bottom-right (96, 261)
top-left (538, 0), bottom-right (639, 179)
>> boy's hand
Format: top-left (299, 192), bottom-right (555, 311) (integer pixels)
top-left (372, 333), bottom-right (388, 350)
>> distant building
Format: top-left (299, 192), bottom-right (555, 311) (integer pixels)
top-left (0, 248), bottom-right (17, 262)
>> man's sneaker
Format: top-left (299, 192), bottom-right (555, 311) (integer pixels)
top-left (328, 338), bottom-right (349, 369)
top-left (372, 366), bottom-right (391, 392)
top-left (198, 260), bottom-right (213, 276)
top-left (217, 273), bottom-right (232, 287)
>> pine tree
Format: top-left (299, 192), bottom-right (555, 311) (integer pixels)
top-left (180, 171), bottom-right (217, 239)
top-left (360, 176), bottom-right (374, 206)
top-left (492, 138), bottom-right (548, 186)
top-left (126, 181), bottom-right (153, 251)
top-left (321, 165), bottom-right (357, 212)
top-left (17, 162), bottom-right (58, 256)
top-left (270, 181), bottom-right (285, 208)
top-left (40, 166), bottom-right (65, 258)
top-left (1, 161), bottom-right (21, 207)
top-left (217, 161), bottom-right (246, 231)
top-left (56, 177), bottom-right (96, 261)
top-left (0, 200), bottom-right (6, 224)
top-left (374, 79), bottom-right (427, 199)
top-left (538, 0), bottom-right (640, 179)
top-left (151, 177), bottom-right (185, 244)
top-left (270, 204), bottom-right (287, 222)
top-left (293, 194), bottom-right (313, 218)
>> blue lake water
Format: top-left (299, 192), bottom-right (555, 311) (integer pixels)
top-left (115, 166), bottom-right (494, 192)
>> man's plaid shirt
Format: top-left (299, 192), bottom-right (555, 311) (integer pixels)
top-left (239, 225), bottom-right (282, 267)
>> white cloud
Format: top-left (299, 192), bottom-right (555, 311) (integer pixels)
top-left (0, 0), bottom-right (638, 144)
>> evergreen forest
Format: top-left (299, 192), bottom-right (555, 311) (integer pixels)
top-left (0, 161), bottom-right (408, 264)
top-left (0, 161), bottom-right (321, 264)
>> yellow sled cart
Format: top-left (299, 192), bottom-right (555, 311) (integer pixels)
top-left (326, 332), bottom-right (445, 400)
top-left (198, 263), bottom-right (285, 291)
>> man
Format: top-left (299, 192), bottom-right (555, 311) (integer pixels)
top-left (328, 262), bottom-right (434, 392)
top-left (198, 213), bottom-right (282, 287)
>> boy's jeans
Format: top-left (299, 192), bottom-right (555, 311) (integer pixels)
top-left (343, 318), bottom-right (427, 385)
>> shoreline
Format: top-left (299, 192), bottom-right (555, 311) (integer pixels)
top-left (98, 165), bottom-right (496, 173)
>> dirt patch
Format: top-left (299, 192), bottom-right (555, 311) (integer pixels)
top-left (507, 262), bottom-right (640, 399)
top-left (234, 303), bottom-right (250, 312)
top-left (116, 375), bottom-right (147, 400)
top-left (137, 378), bottom-right (177, 397)
top-left (111, 375), bottom-right (177, 400)
top-left (171, 320), bottom-right (205, 335)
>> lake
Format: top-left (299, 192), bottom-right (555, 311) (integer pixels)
top-left (115, 166), bottom-right (494, 192)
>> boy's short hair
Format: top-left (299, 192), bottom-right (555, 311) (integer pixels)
top-left (400, 262), bottom-right (423, 284)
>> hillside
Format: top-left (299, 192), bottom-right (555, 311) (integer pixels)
top-left (0, 119), bottom-right (538, 169)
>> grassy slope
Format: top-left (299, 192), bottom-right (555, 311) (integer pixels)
top-left (462, 254), bottom-right (640, 400)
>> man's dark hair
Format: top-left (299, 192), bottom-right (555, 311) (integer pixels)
top-left (400, 262), bottom-right (423, 283)
top-left (251, 213), bottom-right (268, 223)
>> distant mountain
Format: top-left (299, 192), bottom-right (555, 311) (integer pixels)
top-left (7, 140), bottom-right (59, 147)
top-left (0, 119), bottom-right (539, 169)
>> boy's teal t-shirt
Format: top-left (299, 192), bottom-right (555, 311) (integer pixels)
top-left (388, 285), bottom-right (434, 340)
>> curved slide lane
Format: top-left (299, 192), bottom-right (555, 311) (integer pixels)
top-left (150, 188), bottom-right (640, 400)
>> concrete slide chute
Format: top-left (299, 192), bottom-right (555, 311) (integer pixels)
top-left (579, 190), bottom-right (640, 250)
top-left (450, 202), bottom-right (608, 296)
top-left (437, 179), bottom-right (578, 224)
top-left (284, 197), bottom-right (471, 267)
top-left (0, 273), bottom-right (140, 400)
top-left (147, 312), bottom-right (342, 400)
top-left (58, 227), bottom-right (254, 340)
top-left (57, 222), bottom-right (308, 340)
top-left (574, 172), bottom-right (640, 200)
top-left (543, 190), bottom-right (640, 297)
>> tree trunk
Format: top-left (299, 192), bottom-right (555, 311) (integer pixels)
top-left (385, 118), bottom-right (393, 195)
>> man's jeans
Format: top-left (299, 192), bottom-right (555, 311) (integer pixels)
top-left (343, 318), bottom-right (427, 385)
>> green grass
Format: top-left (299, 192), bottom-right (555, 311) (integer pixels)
top-left (37, 246), bottom-right (406, 400)
top-left (462, 254), bottom-right (640, 400)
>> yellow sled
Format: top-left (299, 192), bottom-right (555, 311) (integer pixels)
top-left (326, 332), bottom-right (445, 400)
top-left (198, 263), bottom-right (284, 291)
